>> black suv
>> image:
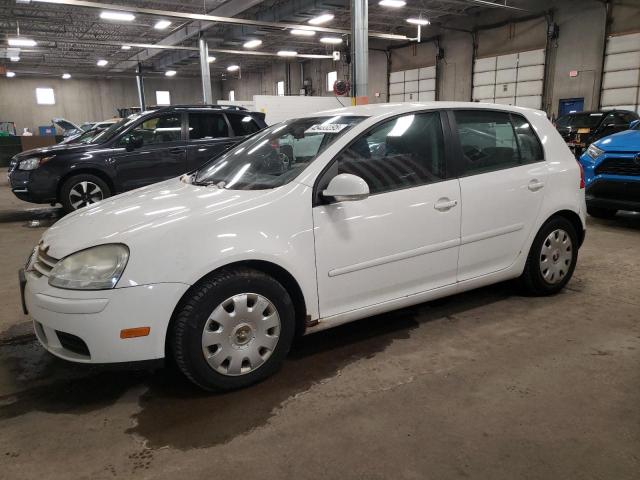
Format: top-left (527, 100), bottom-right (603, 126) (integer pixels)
top-left (555, 109), bottom-right (639, 156)
top-left (8, 105), bottom-right (267, 212)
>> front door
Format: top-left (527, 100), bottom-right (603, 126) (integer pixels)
top-left (312, 111), bottom-right (461, 318)
top-left (449, 109), bottom-right (548, 281)
top-left (111, 112), bottom-right (186, 191)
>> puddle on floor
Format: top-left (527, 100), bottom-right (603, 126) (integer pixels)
top-left (0, 206), bottom-right (61, 225)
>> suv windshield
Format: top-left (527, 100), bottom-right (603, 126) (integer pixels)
top-left (194, 115), bottom-right (364, 190)
top-left (89, 113), bottom-right (142, 144)
top-left (556, 112), bottom-right (603, 129)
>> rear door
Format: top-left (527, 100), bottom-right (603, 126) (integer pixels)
top-left (111, 111), bottom-right (187, 191)
top-left (186, 112), bottom-right (236, 171)
top-left (450, 109), bottom-right (547, 281)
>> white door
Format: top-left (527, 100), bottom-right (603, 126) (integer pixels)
top-left (451, 109), bottom-right (547, 281)
top-left (312, 111), bottom-right (461, 318)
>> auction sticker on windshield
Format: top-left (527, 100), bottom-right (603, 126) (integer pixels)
top-left (304, 123), bottom-right (351, 134)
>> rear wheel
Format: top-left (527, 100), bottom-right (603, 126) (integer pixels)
top-left (170, 267), bottom-right (295, 391)
top-left (60, 174), bottom-right (111, 213)
top-left (587, 206), bottom-right (617, 219)
top-left (520, 217), bottom-right (578, 295)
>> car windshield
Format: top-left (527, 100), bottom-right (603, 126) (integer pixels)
top-left (194, 115), bottom-right (365, 190)
top-left (89, 113), bottom-right (142, 144)
top-left (556, 112), bottom-right (603, 129)
top-left (71, 128), bottom-right (104, 144)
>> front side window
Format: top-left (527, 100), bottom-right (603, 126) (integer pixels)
top-left (333, 112), bottom-right (445, 195)
top-left (119, 113), bottom-right (182, 147)
top-left (194, 115), bottom-right (364, 190)
top-left (227, 114), bottom-right (261, 136)
top-left (454, 110), bottom-right (542, 175)
top-left (188, 113), bottom-right (228, 140)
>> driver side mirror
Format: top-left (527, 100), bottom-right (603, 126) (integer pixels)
top-left (322, 174), bottom-right (369, 203)
top-left (123, 134), bottom-right (143, 151)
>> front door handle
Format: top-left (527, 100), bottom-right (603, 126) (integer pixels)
top-left (528, 179), bottom-right (545, 192)
top-left (434, 198), bottom-right (458, 212)
top-left (168, 148), bottom-right (183, 155)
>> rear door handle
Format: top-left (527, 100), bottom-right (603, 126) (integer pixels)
top-left (528, 179), bottom-right (545, 192)
top-left (434, 198), bottom-right (458, 212)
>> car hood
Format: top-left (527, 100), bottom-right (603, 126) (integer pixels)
top-left (594, 129), bottom-right (640, 152)
top-left (42, 177), bottom-right (278, 258)
top-left (14, 142), bottom-right (94, 160)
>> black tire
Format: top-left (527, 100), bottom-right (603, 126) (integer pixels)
top-left (587, 206), bottom-right (617, 219)
top-left (60, 173), bottom-right (111, 213)
top-left (520, 216), bottom-right (579, 296)
top-left (170, 267), bottom-right (296, 391)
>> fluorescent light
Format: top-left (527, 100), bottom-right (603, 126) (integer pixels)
top-left (379, 0), bottom-right (406, 7)
top-left (208, 56), bottom-right (216, 63)
top-left (291, 29), bottom-right (316, 36)
top-left (227, 65), bottom-right (239, 72)
top-left (308, 14), bottom-right (334, 25)
top-left (277, 50), bottom-right (297, 57)
top-left (243, 39), bottom-right (262, 49)
top-left (121, 45), bottom-right (131, 50)
top-left (154, 20), bottom-right (172, 30)
top-left (97, 59), bottom-right (108, 66)
top-left (6, 72), bottom-right (15, 78)
top-left (100, 11), bottom-right (135, 22)
top-left (8, 38), bottom-right (37, 47)
top-left (165, 70), bottom-right (177, 77)
top-left (62, 73), bottom-right (71, 79)
top-left (320, 37), bottom-right (342, 44)
top-left (406, 17), bottom-right (430, 25)
top-left (10, 56), bottom-right (20, 62)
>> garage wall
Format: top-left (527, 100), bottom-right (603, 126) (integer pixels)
top-left (0, 76), bottom-right (218, 133)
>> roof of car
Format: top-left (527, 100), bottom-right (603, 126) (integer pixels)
top-left (308, 101), bottom-right (546, 119)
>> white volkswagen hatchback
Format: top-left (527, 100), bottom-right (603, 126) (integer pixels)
top-left (21, 102), bottom-right (586, 390)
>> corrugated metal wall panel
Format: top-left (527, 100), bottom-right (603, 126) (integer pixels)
top-left (601, 33), bottom-right (640, 113)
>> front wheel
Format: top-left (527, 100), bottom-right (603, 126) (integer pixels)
top-left (520, 217), bottom-right (579, 296)
top-left (170, 268), bottom-right (295, 391)
top-left (60, 174), bottom-right (111, 213)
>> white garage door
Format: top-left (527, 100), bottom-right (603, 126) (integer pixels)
top-left (472, 48), bottom-right (545, 109)
top-left (389, 66), bottom-right (436, 103)
top-left (600, 33), bottom-right (640, 113)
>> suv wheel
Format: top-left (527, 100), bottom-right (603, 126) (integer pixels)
top-left (587, 206), bottom-right (617, 219)
top-left (520, 217), bottom-right (579, 296)
top-left (170, 267), bottom-right (295, 391)
top-left (60, 174), bottom-right (111, 213)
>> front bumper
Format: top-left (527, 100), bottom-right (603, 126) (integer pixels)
top-left (24, 271), bottom-right (190, 363)
top-left (8, 169), bottom-right (58, 204)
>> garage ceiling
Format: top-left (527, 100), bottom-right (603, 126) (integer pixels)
top-left (1, 0), bottom-right (521, 78)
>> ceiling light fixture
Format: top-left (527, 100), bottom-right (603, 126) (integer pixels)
top-left (97, 59), bottom-right (108, 66)
top-left (227, 65), bottom-right (240, 72)
top-left (165, 70), bottom-right (177, 77)
top-left (100, 11), bottom-right (135, 22)
top-left (320, 37), bottom-right (343, 44)
top-left (10, 56), bottom-right (20, 62)
top-left (154, 20), bottom-right (172, 30)
top-left (62, 73), bottom-right (71, 79)
top-left (8, 38), bottom-right (37, 47)
top-left (277, 50), bottom-right (298, 57)
top-left (406, 17), bottom-right (430, 25)
top-left (243, 39), bottom-right (262, 49)
top-left (208, 56), bottom-right (216, 63)
top-left (290, 29), bottom-right (316, 36)
top-left (308, 14), bottom-right (334, 25)
top-left (6, 72), bottom-right (16, 78)
top-left (378, 0), bottom-right (406, 7)
top-left (121, 45), bottom-right (131, 50)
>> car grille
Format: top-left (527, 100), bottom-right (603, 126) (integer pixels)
top-left (595, 157), bottom-right (640, 177)
top-left (31, 244), bottom-right (59, 278)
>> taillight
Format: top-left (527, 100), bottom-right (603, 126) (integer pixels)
top-left (578, 161), bottom-right (585, 189)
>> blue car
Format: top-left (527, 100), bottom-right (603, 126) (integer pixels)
top-left (579, 119), bottom-right (640, 218)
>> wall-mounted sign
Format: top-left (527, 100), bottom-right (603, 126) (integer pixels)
top-left (569, 70), bottom-right (578, 77)
top-left (332, 51), bottom-right (341, 61)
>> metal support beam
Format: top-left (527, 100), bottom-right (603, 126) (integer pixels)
top-left (198, 34), bottom-right (213, 104)
top-left (135, 62), bottom-right (146, 111)
top-left (351, 0), bottom-right (368, 103)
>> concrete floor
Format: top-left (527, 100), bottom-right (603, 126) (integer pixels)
top-left (0, 171), bottom-right (638, 479)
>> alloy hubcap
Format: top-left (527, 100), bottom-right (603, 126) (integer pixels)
top-left (539, 228), bottom-right (573, 285)
top-left (201, 293), bottom-right (280, 376)
top-left (69, 181), bottom-right (103, 209)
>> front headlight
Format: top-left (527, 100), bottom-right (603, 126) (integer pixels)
top-left (48, 244), bottom-right (129, 290)
top-left (18, 155), bottom-right (54, 170)
top-left (586, 144), bottom-right (604, 160)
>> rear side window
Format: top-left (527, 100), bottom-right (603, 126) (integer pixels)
top-left (334, 111), bottom-right (445, 195)
top-left (227, 113), bottom-right (261, 136)
top-left (188, 113), bottom-right (228, 140)
top-left (453, 110), bottom-right (543, 175)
